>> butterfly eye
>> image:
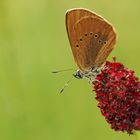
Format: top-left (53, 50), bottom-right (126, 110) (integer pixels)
top-left (94, 34), bottom-right (98, 38)
top-left (80, 38), bottom-right (83, 41)
top-left (85, 33), bottom-right (88, 36)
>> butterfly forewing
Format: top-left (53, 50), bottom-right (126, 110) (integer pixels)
top-left (66, 8), bottom-right (117, 72)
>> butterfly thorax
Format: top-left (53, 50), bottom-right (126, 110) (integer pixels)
top-left (73, 66), bottom-right (103, 82)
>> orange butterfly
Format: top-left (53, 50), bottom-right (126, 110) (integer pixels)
top-left (66, 8), bottom-right (117, 81)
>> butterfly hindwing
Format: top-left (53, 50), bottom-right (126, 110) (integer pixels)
top-left (66, 8), bottom-right (117, 72)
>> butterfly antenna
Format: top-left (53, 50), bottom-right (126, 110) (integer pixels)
top-left (59, 77), bottom-right (74, 93)
top-left (52, 68), bottom-right (75, 73)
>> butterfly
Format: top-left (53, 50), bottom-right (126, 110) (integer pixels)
top-left (66, 8), bottom-right (117, 82)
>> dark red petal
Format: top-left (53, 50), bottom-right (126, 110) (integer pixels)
top-left (92, 60), bottom-right (140, 134)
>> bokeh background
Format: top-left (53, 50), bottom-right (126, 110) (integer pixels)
top-left (0, 0), bottom-right (140, 140)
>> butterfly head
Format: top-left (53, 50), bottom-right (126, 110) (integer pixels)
top-left (73, 70), bottom-right (83, 79)
top-left (73, 65), bottom-right (103, 82)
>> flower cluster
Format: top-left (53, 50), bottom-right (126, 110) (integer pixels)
top-left (92, 59), bottom-right (140, 134)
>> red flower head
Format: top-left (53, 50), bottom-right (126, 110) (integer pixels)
top-left (92, 58), bottom-right (140, 134)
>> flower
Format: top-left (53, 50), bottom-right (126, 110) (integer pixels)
top-left (92, 59), bottom-right (140, 134)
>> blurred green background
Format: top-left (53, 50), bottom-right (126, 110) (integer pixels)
top-left (0, 0), bottom-right (140, 140)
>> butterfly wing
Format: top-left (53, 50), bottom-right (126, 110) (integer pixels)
top-left (66, 8), bottom-right (117, 72)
